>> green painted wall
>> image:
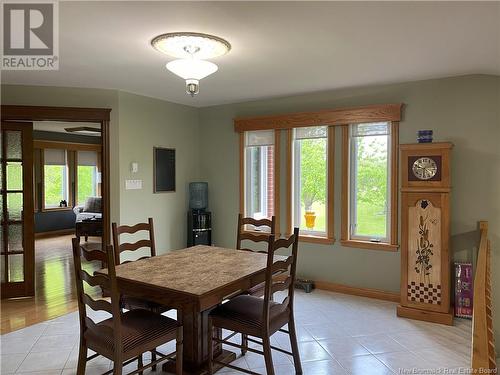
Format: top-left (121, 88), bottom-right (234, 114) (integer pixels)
top-left (117, 91), bottom-right (200, 251)
top-left (197, 75), bottom-right (500, 345)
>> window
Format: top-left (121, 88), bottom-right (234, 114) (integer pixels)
top-left (241, 130), bottom-right (279, 229)
top-left (43, 149), bottom-right (69, 209)
top-left (290, 126), bottom-right (333, 241)
top-left (77, 151), bottom-right (99, 205)
top-left (341, 122), bottom-right (398, 250)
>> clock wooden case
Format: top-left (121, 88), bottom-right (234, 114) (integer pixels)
top-left (398, 142), bottom-right (454, 325)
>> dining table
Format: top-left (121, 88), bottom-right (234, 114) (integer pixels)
top-left (104, 245), bottom-right (281, 375)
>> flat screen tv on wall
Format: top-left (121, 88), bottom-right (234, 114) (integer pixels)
top-left (154, 147), bottom-right (175, 193)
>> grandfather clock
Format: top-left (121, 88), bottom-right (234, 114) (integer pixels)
top-left (397, 142), bottom-right (454, 325)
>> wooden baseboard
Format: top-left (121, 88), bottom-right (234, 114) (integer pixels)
top-left (314, 280), bottom-right (400, 303)
top-left (397, 305), bottom-right (453, 325)
top-left (35, 228), bottom-right (75, 239)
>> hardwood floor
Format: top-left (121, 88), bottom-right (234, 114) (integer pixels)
top-left (1, 234), bottom-right (101, 334)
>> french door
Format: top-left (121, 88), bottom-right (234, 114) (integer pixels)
top-left (1, 122), bottom-right (35, 298)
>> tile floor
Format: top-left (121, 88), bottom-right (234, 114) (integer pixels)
top-left (0, 290), bottom-right (472, 374)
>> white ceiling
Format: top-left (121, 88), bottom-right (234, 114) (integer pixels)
top-left (2, 1), bottom-right (499, 107)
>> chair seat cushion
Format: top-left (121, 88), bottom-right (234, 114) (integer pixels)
top-left (121, 295), bottom-right (170, 313)
top-left (85, 309), bottom-right (178, 354)
top-left (209, 295), bottom-right (288, 334)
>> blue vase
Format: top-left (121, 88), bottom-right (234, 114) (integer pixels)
top-left (417, 130), bottom-right (433, 143)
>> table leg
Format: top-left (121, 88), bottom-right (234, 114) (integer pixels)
top-left (163, 305), bottom-right (236, 374)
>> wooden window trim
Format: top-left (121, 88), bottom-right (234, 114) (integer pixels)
top-left (239, 130), bottom-right (281, 235)
top-left (234, 103), bottom-right (402, 132)
top-left (286, 127), bottom-right (335, 244)
top-left (340, 122), bottom-right (399, 251)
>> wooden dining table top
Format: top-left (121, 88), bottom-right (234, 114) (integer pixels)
top-left (108, 245), bottom-right (283, 298)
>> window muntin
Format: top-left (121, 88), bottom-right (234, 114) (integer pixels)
top-left (292, 126), bottom-right (328, 236)
top-left (349, 122), bottom-right (391, 242)
top-left (244, 130), bottom-right (275, 222)
top-left (43, 149), bottom-right (69, 208)
top-left (77, 151), bottom-right (99, 205)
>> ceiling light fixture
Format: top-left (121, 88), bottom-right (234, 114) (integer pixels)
top-left (151, 32), bottom-right (231, 96)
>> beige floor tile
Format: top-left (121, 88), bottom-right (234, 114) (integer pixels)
top-left (355, 334), bottom-right (407, 354)
top-left (17, 351), bottom-right (71, 373)
top-left (337, 354), bottom-right (395, 375)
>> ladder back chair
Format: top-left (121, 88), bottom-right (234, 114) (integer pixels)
top-left (112, 218), bottom-right (171, 369)
top-left (72, 238), bottom-right (183, 375)
top-left (208, 227), bottom-right (302, 375)
top-left (236, 214), bottom-right (276, 252)
top-left (112, 218), bottom-right (169, 311)
top-left (236, 214), bottom-right (276, 297)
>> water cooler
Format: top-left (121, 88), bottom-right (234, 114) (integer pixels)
top-left (187, 182), bottom-right (212, 246)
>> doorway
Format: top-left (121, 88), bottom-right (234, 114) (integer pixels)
top-left (0, 106), bottom-right (111, 334)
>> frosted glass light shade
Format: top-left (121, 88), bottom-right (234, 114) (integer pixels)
top-left (152, 32), bottom-right (231, 59)
top-left (166, 59), bottom-right (218, 80)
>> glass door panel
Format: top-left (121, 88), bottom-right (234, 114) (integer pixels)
top-left (1, 123), bottom-right (34, 298)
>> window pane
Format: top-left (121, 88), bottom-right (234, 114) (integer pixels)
top-left (7, 193), bottom-right (23, 221)
top-left (77, 165), bottom-right (97, 205)
top-left (6, 162), bottom-right (23, 190)
top-left (294, 135), bottom-right (327, 234)
top-left (6, 131), bottom-right (22, 159)
top-left (8, 254), bottom-right (24, 282)
top-left (352, 133), bottom-right (389, 239)
top-left (245, 145), bottom-right (274, 220)
top-left (44, 165), bottom-right (68, 208)
top-left (245, 130), bottom-right (274, 147)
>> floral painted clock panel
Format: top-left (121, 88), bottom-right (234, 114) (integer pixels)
top-left (407, 199), bottom-right (442, 305)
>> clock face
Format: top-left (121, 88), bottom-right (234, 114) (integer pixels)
top-left (412, 157), bottom-right (438, 180)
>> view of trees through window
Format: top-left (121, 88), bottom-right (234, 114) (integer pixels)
top-left (296, 137), bottom-right (327, 233)
top-left (353, 134), bottom-right (389, 238)
top-left (44, 165), bottom-right (68, 207)
top-left (77, 166), bottom-right (97, 205)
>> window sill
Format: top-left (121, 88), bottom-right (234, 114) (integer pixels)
top-left (42, 207), bottom-right (73, 212)
top-left (299, 235), bottom-right (335, 245)
top-left (340, 239), bottom-right (399, 252)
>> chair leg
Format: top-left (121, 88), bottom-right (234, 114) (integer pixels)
top-left (176, 326), bottom-right (183, 375)
top-left (137, 355), bottom-right (143, 375)
top-left (241, 333), bottom-right (248, 356)
top-left (288, 320), bottom-right (303, 374)
top-left (207, 318), bottom-right (214, 375)
top-left (76, 341), bottom-right (87, 375)
top-left (262, 335), bottom-right (275, 375)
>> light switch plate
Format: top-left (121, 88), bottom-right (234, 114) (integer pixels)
top-left (125, 179), bottom-right (142, 190)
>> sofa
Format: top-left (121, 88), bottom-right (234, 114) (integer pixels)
top-left (73, 196), bottom-right (102, 222)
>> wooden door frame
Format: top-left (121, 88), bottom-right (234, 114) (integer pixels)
top-left (1, 105), bottom-right (112, 295)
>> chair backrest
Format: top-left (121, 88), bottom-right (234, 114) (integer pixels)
top-left (72, 238), bottom-right (123, 355)
top-left (112, 218), bottom-right (156, 265)
top-left (262, 227), bottom-right (300, 328)
top-left (236, 214), bottom-right (276, 253)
